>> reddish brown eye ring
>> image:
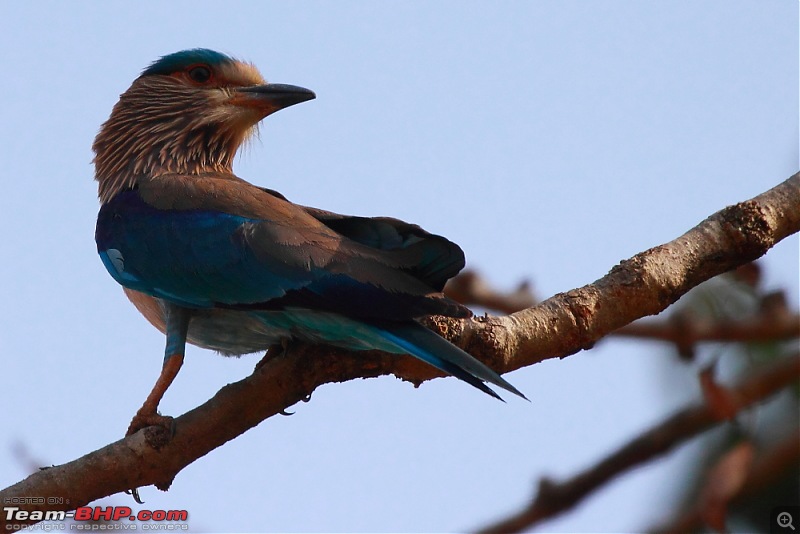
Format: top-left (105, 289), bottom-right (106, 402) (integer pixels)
top-left (188, 66), bottom-right (212, 83)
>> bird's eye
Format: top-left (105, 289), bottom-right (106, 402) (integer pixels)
top-left (187, 65), bottom-right (212, 84)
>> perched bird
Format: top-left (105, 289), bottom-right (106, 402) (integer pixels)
top-left (94, 49), bottom-right (524, 436)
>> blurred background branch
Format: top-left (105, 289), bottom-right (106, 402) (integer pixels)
top-left (478, 355), bottom-right (799, 533)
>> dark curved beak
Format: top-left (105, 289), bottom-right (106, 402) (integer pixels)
top-left (233, 83), bottom-right (316, 114)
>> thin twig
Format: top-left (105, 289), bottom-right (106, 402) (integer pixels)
top-left (444, 270), bottom-right (538, 314)
top-left (614, 314), bottom-right (799, 344)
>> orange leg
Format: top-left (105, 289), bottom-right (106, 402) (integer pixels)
top-left (126, 353), bottom-right (185, 436)
top-left (126, 303), bottom-right (192, 437)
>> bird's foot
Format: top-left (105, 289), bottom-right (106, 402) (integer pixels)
top-left (123, 411), bottom-right (174, 506)
top-left (254, 342), bottom-right (288, 371)
top-left (125, 488), bottom-right (145, 505)
top-left (125, 411), bottom-right (176, 438)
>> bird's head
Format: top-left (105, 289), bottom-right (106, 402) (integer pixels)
top-left (93, 49), bottom-right (315, 203)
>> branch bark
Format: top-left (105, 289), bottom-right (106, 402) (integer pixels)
top-left (2, 172), bottom-right (799, 527)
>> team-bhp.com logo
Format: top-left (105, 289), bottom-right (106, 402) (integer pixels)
top-left (3, 506), bottom-right (188, 530)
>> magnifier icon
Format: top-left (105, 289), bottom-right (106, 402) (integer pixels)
top-left (778, 512), bottom-right (795, 530)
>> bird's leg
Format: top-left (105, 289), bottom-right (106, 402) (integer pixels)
top-left (125, 354), bottom-right (184, 436)
top-left (254, 339), bottom-right (290, 371)
top-left (126, 304), bottom-right (192, 437)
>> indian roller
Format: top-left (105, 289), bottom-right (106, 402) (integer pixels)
top-left (93, 49), bottom-right (525, 436)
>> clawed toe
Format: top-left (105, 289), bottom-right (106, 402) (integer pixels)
top-left (126, 412), bottom-right (175, 438)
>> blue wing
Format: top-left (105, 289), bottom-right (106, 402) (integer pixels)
top-left (96, 185), bottom-right (468, 320)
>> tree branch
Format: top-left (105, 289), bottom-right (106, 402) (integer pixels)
top-left (444, 270), bottom-right (538, 314)
top-left (446, 266), bottom-right (800, 347)
top-left (438, 172), bottom-right (800, 376)
top-left (2, 172), bottom-right (799, 527)
top-left (613, 312), bottom-right (800, 345)
top-left (477, 354), bottom-right (800, 533)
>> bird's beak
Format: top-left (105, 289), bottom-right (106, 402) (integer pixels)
top-left (232, 83), bottom-right (316, 115)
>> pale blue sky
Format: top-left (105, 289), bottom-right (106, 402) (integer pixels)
top-left (1, 2), bottom-right (797, 532)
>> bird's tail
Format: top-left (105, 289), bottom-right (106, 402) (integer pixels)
top-left (369, 321), bottom-right (527, 401)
